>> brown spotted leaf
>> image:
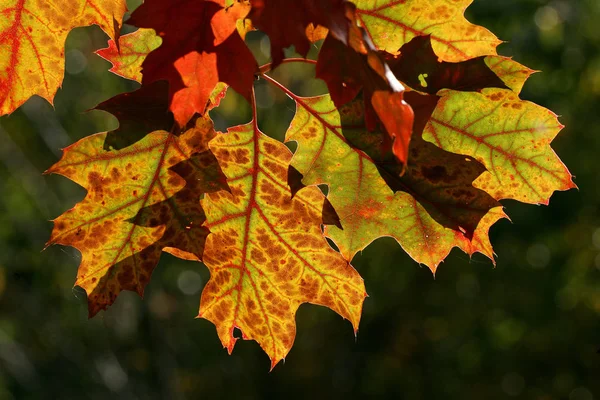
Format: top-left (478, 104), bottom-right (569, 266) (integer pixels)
top-left (0, 0), bottom-right (127, 115)
top-left (199, 118), bottom-right (366, 369)
top-left (46, 116), bottom-right (227, 316)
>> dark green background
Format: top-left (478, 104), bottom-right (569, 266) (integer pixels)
top-left (1, 0), bottom-right (598, 398)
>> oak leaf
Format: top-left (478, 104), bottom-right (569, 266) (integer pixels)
top-left (285, 91), bottom-right (502, 271)
top-left (127, 0), bottom-right (257, 127)
top-left (316, 34), bottom-right (415, 166)
top-left (352, 0), bottom-right (501, 61)
top-left (0, 0), bottom-right (127, 115)
top-left (47, 116), bottom-right (227, 316)
top-left (95, 29), bottom-right (228, 149)
top-left (390, 35), bottom-right (507, 94)
top-left (388, 35), bottom-right (534, 96)
top-left (96, 28), bottom-right (162, 83)
top-left (423, 89), bottom-right (576, 203)
top-left (199, 118), bottom-right (366, 368)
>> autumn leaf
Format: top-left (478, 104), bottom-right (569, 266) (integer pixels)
top-left (484, 56), bottom-right (536, 94)
top-left (95, 81), bottom-right (228, 151)
top-left (95, 28), bottom-right (229, 150)
top-left (388, 35), bottom-right (535, 97)
top-left (20, 0), bottom-right (575, 367)
top-left (96, 81), bottom-right (174, 150)
top-left (199, 116), bottom-right (366, 368)
top-left (96, 28), bottom-right (162, 83)
top-left (352, 0), bottom-right (501, 61)
top-left (95, 29), bottom-right (171, 150)
top-left (0, 0), bottom-right (127, 115)
top-left (284, 88), bottom-right (501, 270)
top-left (127, 0), bottom-right (257, 127)
top-left (316, 33), bottom-right (415, 166)
top-left (390, 35), bottom-right (507, 94)
top-left (370, 90), bottom-right (414, 167)
top-left (423, 89), bottom-right (576, 204)
top-left (46, 116), bottom-right (227, 316)
top-left (247, 0), bottom-right (350, 67)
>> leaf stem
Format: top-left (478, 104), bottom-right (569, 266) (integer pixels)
top-left (250, 83), bottom-right (258, 131)
top-left (259, 58), bottom-right (317, 74)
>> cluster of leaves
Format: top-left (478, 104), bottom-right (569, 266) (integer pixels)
top-left (0, 0), bottom-right (575, 368)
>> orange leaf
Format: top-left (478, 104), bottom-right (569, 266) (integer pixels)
top-left (371, 90), bottom-right (415, 166)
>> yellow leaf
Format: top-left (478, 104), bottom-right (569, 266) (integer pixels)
top-left (0, 0), bottom-right (127, 115)
top-left (200, 119), bottom-right (366, 368)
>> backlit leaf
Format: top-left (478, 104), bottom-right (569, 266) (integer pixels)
top-left (423, 89), bottom-right (576, 204)
top-left (25, 0), bottom-right (575, 366)
top-left (47, 116), bottom-right (227, 316)
top-left (484, 56), bottom-right (536, 94)
top-left (390, 35), bottom-right (507, 94)
top-left (96, 28), bottom-right (162, 83)
top-left (200, 118), bottom-right (366, 368)
top-left (353, 0), bottom-right (501, 61)
top-left (94, 81), bottom-right (228, 151)
top-left (285, 93), bottom-right (501, 270)
top-left (0, 0), bottom-right (127, 115)
top-left (127, 0), bottom-right (257, 126)
top-left (316, 34), bottom-right (415, 165)
top-left (248, 0), bottom-right (349, 67)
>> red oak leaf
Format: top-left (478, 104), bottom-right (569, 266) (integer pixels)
top-left (248, 0), bottom-right (352, 67)
top-left (390, 35), bottom-right (507, 94)
top-left (128, 0), bottom-right (257, 127)
top-left (317, 34), bottom-right (414, 166)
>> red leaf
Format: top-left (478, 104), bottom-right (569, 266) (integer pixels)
top-left (94, 81), bottom-right (173, 150)
top-left (317, 35), bottom-right (415, 165)
top-left (248, 0), bottom-right (349, 67)
top-left (390, 35), bottom-right (508, 93)
top-left (371, 91), bottom-right (415, 167)
top-left (315, 35), bottom-right (372, 106)
top-left (128, 0), bottom-right (257, 126)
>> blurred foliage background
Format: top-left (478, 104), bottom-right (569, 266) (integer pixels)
top-left (1, 0), bottom-right (599, 399)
